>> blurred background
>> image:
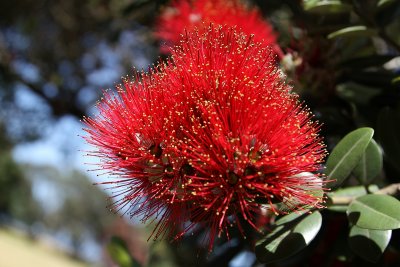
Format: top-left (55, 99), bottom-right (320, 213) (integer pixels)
top-left (0, 0), bottom-right (399, 266)
top-left (0, 0), bottom-right (160, 266)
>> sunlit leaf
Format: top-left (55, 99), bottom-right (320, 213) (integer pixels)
top-left (353, 139), bottom-right (382, 185)
top-left (349, 226), bottom-right (392, 262)
top-left (325, 127), bottom-right (374, 188)
top-left (347, 194), bottom-right (400, 230)
top-left (255, 211), bottom-right (322, 263)
top-left (328, 26), bottom-right (376, 39)
top-left (303, 0), bottom-right (352, 13)
top-left (377, 0), bottom-right (397, 8)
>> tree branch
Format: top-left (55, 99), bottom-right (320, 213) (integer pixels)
top-left (329, 183), bottom-right (400, 205)
top-left (0, 61), bottom-right (86, 118)
top-left (375, 183), bottom-right (400, 195)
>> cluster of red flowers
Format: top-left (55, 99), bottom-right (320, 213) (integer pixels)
top-left (84, 25), bottom-right (326, 249)
top-left (156, 0), bottom-right (283, 57)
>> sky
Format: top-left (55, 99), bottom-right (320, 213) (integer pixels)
top-left (13, 115), bottom-right (93, 176)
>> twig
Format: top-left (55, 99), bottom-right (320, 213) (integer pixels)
top-left (329, 196), bottom-right (353, 205)
top-left (375, 183), bottom-right (400, 195)
top-left (329, 183), bottom-right (400, 205)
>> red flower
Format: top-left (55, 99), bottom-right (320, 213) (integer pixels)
top-left (83, 25), bottom-right (326, 250)
top-left (156, 0), bottom-right (283, 57)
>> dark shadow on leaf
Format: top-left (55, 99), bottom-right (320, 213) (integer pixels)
top-left (256, 232), bottom-right (307, 263)
top-left (349, 235), bottom-right (383, 263)
top-left (255, 213), bottom-right (311, 263)
top-left (348, 211), bottom-right (361, 224)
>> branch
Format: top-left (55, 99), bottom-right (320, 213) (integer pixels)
top-left (329, 183), bottom-right (400, 205)
top-left (0, 61), bottom-right (86, 118)
top-left (375, 183), bottom-right (400, 195)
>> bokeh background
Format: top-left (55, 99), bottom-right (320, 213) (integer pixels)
top-left (1, 0), bottom-right (399, 266)
top-left (0, 0), bottom-right (160, 266)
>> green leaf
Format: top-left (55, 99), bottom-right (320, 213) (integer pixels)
top-left (147, 241), bottom-right (177, 267)
top-left (275, 211), bottom-right (309, 225)
top-left (349, 226), bottom-right (392, 262)
top-left (303, 0), bottom-right (352, 13)
top-left (339, 55), bottom-right (395, 69)
top-left (347, 194), bottom-right (400, 230)
top-left (255, 211), bottom-right (322, 263)
top-left (393, 76), bottom-right (400, 85)
top-left (107, 236), bottom-right (141, 267)
top-left (328, 26), bottom-right (377, 39)
top-left (377, 0), bottom-right (397, 8)
top-left (303, 0), bottom-right (319, 8)
top-left (375, 0), bottom-right (400, 26)
top-left (327, 185), bottom-right (379, 212)
top-left (377, 108), bottom-right (400, 173)
top-left (325, 127), bottom-right (374, 188)
top-left (346, 70), bottom-right (398, 88)
top-left (353, 139), bottom-right (382, 185)
top-left (336, 83), bottom-right (381, 105)
top-left (329, 185), bottom-right (379, 198)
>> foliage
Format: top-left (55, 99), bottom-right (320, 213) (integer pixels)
top-left (20, 165), bottom-right (115, 258)
top-left (0, 127), bottom-right (40, 223)
top-left (107, 236), bottom-right (142, 267)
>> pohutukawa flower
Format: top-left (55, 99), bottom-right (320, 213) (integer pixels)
top-left (83, 25), bottom-right (326, 250)
top-left (156, 0), bottom-right (283, 57)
